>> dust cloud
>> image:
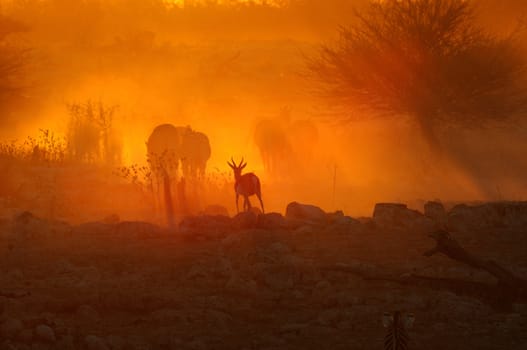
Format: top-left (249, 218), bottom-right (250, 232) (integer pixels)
top-left (0, 0), bottom-right (526, 222)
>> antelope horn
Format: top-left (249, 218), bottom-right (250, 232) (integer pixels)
top-left (238, 157), bottom-right (244, 167)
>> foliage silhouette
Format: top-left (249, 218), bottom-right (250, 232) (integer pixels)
top-left (308, 0), bottom-right (527, 152)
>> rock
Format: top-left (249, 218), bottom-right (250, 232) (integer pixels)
top-left (149, 309), bottom-right (184, 324)
top-left (424, 201), bottom-right (447, 223)
top-left (285, 202), bottom-right (327, 223)
top-left (77, 305), bottom-right (100, 323)
top-left (324, 215), bottom-right (362, 234)
top-left (14, 211), bottom-right (38, 224)
top-left (262, 270), bottom-right (294, 290)
top-left (78, 266), bottom-right (101, 286)
top-left (220, 233), bottom-right (244, 251)
top-left (74, 222), bottom-right (114, 235)
top-left (232, 211), bottom-right (258, 229)
top-left (312, 280), bottom-right (333, 301)
top-left (7, 269), bottom-right (24, 280)
top-left (294, 225), bottom-right (314, 235)
top-left (186, 264), bottom-right (209, 280)
top-left (317, 308), bottom-right (341, 326)
top-left (326, 210), bottom-right (345, 223)
top-left (0, 318), bottom-right (23, 339)
top-left (202, 205), bottom-right (229, 216)
top-left (280, 323), bottom-right (308, 334)
top-left (249, 206), bottom-right (263, 215)
top-left (205, 309), bottom-right (232, 330)
top-left (373, 203), bottom-right (416, 226)
top-left (17, 329), bottom-right (33, 343)
top-left (34, 324), bottom-right (55, 343)
top-left (0, 342), bottom-right (18, 350)
top-left (257, 212), bottom-right (287, 230)
top-left (266, 241), bottom-right (291, 256)
top-left (213, 257), bottom-right (234, 278)
top-left (334, 215), bottom-right (360, 226)
top-left (115, 221), bottom-right (162, 238)
top-left (225, 275), bottom-right (258, 296)
top-left (373, 203), bottom-right (436, 232)
top-left (55, 259), bottom-right (76, 274)
top-left (179, 215), bottom-right (232, 236)
top-left (85, 335), bottom-right (109, 350)
top-left (12, 211), bottom-right (71, 239)
top-left (448, 201), bottom-right (527, 230)
top-left (56, 335), bottom-right (75, 350)
top-left (186, 339), bottom-right (207, 350)
top-left (102, 214), bottom-right (120, 224)
top-left (105, 335), bottom-right (125, 350)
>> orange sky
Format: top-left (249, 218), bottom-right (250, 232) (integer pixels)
top-left (1, 0), bottom-right (527, 217)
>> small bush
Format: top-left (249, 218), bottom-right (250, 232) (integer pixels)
top-left (0, 129), bottom-right (66, 164)
top-left (66, 100), bottom-right (122, 165)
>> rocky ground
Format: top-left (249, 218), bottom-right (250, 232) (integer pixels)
top-left (1, 201), bottom-right (527, 350)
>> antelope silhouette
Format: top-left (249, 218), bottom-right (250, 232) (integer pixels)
top-left (227, 158), bottom-right (264, 214)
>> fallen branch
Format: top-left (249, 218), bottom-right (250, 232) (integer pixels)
top-left (425, 230), bottom-right (527, 290)
top-left (321, 230), bottom-right (527, 309)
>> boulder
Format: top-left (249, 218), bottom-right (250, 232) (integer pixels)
top-left (34, 324), bottom-right (55, 343)
top-left (324, 215), bottom-right (362, 234)
top-left (77, 305), bottom-right (100, 323)
top-left (202, 205), bottom-right (229, 216)
top-left (186, 264), bottom-right (209, 280)
top-left (179, 215), bottom-right (232, 236)
top-left (232, 211), bottom-right (258, 230)
top-left (16, 329), bottom-right (33, 343)
top-left (56, 335), bottom-right (75, 350)
top-left (115, 221), bottom-right (162, 238)
top-left (105, 335), bottom-right (125, 350)
top-left (424, 201), bottom-right (447, 223)
top-left (257, 212), bottom-right (287, 230)
top-left (102, 214), bottom-right (120, 224)
top-left (12, 211), bottom-right (71, 239)
top-left (85, 335), bottom-right (109, 350)
top-left (285, 202), bottom-right (327, 224)
top-left (326, 210), bottom-right (345, 223)
top-left (225, 275), bottom-right (258, 296)
top-left (448, 201), bottom-right (527, 230)
top-left (0, 318), bottom-right (23, 339)
top-left (249, 206), bottom-right (263, 215)
top-left (73, 222), bottom-right (114, 236)
top-left (261, 266), bottom-right (295, 291)
top-left (373, 203), bottom-right (436, 232)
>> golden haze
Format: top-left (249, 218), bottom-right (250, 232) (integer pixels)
top-left (0, 0), bottom-right (526, 221)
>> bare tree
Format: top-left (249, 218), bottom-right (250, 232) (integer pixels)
top-left (308, 0), bottom-right (527, 154)
top-left (0, 15), bottom-right (28, 119)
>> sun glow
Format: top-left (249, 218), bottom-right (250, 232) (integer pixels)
top-left (164, 0), bottom-right (286, 7)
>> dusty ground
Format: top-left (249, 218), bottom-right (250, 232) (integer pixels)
top-left (0, 209), bottom-right (526, 350)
